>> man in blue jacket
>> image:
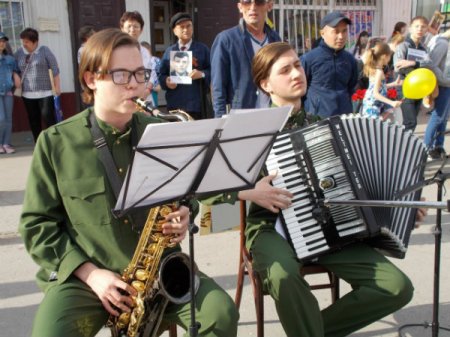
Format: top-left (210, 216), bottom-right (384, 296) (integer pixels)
top-left (301, 11), bottom-right (358, 118)
top-left (158, 12), bottom-right (211, 120)
top-left (210, 0), bottom-right (281, 117)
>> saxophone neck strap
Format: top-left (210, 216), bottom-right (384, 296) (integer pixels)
top-left (88, 111), bottom-right (146, 231)
top-left (88, 111), bottom-right (123, 199)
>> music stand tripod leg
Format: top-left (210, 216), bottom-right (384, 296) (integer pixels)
top-left (182, 199), bottom-right (201, 337)
top-left (398, 172), bottom-right (450, 337)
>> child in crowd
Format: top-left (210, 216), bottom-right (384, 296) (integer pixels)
top-left (77, 25), bottom-right (95, 64)
top-left (141, 41), bottom-right (161, 107)
top-left (395, 16), bottom-right (431, 131)
top-left (362, 42), bottom-right (402, 119)
top-left (387, 33), bottom-right (405, 82)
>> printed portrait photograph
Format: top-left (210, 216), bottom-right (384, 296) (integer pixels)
top-left (170, 50), bottom-right (192, 84)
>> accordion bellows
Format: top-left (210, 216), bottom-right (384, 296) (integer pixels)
top-left (266, 114), bottom-right (427, 262)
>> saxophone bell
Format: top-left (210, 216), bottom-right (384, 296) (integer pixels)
top-left (158, 252), bottom-right (200, 304)
top-left (133, 252), bottom-right (200, 337)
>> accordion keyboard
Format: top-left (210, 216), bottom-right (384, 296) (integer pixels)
top-left (266, 124), bottom-right (369, 261)
top-left (266, 132), bottom-right (330, 258)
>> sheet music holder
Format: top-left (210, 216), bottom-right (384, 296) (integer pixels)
top-left (114, 106), bottom-right (291, 216)
top-left (113, 106), bottom-right (290, 336)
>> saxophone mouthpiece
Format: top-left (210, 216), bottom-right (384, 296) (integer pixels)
top-left (132, 97), bottom-right (155, 114)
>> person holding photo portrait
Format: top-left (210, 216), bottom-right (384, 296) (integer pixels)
top-left (157, 12), bottom-right (211, 120)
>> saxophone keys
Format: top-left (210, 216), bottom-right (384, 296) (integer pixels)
top-left (134, 269), bottom-right (150, 281)
top-left (117, 312), bottom-right (131, 328)
top-left (131, 280), bottom-right (146, 292)
top-left (159, 205), bottom-right (175, 219)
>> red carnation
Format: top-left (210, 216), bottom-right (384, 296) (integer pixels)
top-left (387, 88), bottom-right (397, 99)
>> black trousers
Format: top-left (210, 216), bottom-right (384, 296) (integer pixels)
top-left (401, 98), bottom-right (422, 132)
top-left (22, 96), bottom-right (56, 142)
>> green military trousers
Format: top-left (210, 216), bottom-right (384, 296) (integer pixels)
top-left (31, 272), bottom-right (238, 337)
top-left (251, 231), bottom-right (414, 337)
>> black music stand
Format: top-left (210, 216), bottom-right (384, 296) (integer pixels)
top-left (114, 106), bottom-right (291, 337)
top-left (397, 156), bottom-right (450, 337)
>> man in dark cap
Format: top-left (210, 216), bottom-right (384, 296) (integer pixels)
top-left (301, 11), bottom-right (358, 118)
top-left (157, 12), bottom-right (211, 120)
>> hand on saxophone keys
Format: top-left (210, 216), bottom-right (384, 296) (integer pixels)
top-left (162, 205), bottom-right (190, 243)
top-left (74, 261), bottom-right (137, 316)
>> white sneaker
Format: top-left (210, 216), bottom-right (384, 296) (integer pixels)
top-left (3, 145), bottom-right (15, 154)
top-left (0, 146), bottom-right (4, 154)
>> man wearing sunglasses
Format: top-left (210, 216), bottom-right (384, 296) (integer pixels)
top-left (210, 0), bottom-right (280, 118)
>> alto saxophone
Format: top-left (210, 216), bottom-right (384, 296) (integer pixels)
top-left (108, 205), bottom-right (199, 337)
top-left (109, 101), bottom-right (198, 337)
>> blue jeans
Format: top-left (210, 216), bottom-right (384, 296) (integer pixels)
top-left (423, 86), bottom-right (450, 149)
top-left (0, 94), bottom-right (14, 145)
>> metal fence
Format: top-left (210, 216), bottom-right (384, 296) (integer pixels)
top-left (269, 0), bottom-right (378, 55)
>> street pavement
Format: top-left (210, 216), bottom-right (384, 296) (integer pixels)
top-left (1, 112), bottom-right (449, 337)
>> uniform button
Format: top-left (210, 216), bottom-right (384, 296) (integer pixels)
top-left (116, 140), bottom-right (120, 145)
top-left (227, 194), bottom-right (231, 200)
top-left (124, 219), bottom-right (129, 224)
top-left (119, 168), bottom-right (124, 173)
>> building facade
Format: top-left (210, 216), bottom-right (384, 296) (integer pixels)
top-left (1, 0), bottom-right (446, 131)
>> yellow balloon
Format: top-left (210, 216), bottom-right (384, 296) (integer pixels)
top-left (402, 68), bottom-right (437, 99)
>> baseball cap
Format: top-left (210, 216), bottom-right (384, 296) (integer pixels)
top-left (170, 12), bottom-right (192, 30)
top-left (320, 11), bottom-right (352, 29)
top-left (0, 32), bottom-right (9, 41)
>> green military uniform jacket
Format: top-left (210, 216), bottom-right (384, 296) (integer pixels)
top-left (19, 108), bottom-right (165, 291)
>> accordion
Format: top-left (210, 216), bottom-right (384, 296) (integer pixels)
top-left (266, 114), bottom-right (427, 262)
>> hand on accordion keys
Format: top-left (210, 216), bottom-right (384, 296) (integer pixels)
top-left (238, 171), bottom-right (293, 213)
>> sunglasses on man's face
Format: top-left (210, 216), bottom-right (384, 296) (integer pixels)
top-left (240, 0), bottom-right (269, 5)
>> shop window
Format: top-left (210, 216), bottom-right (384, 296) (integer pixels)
top-left (0, 1), bottom-right (25, 52)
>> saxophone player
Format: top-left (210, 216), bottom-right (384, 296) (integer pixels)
top-left (19, 28), bottom-right (238, 337)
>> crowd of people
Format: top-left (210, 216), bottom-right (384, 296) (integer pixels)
top-left (14, 1), bottom-right (448, 337)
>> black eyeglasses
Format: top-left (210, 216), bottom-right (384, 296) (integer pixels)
top-left (240, 0), bottom-right (269, 5)
top-left (105, 68), bottom-right (151, 85)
